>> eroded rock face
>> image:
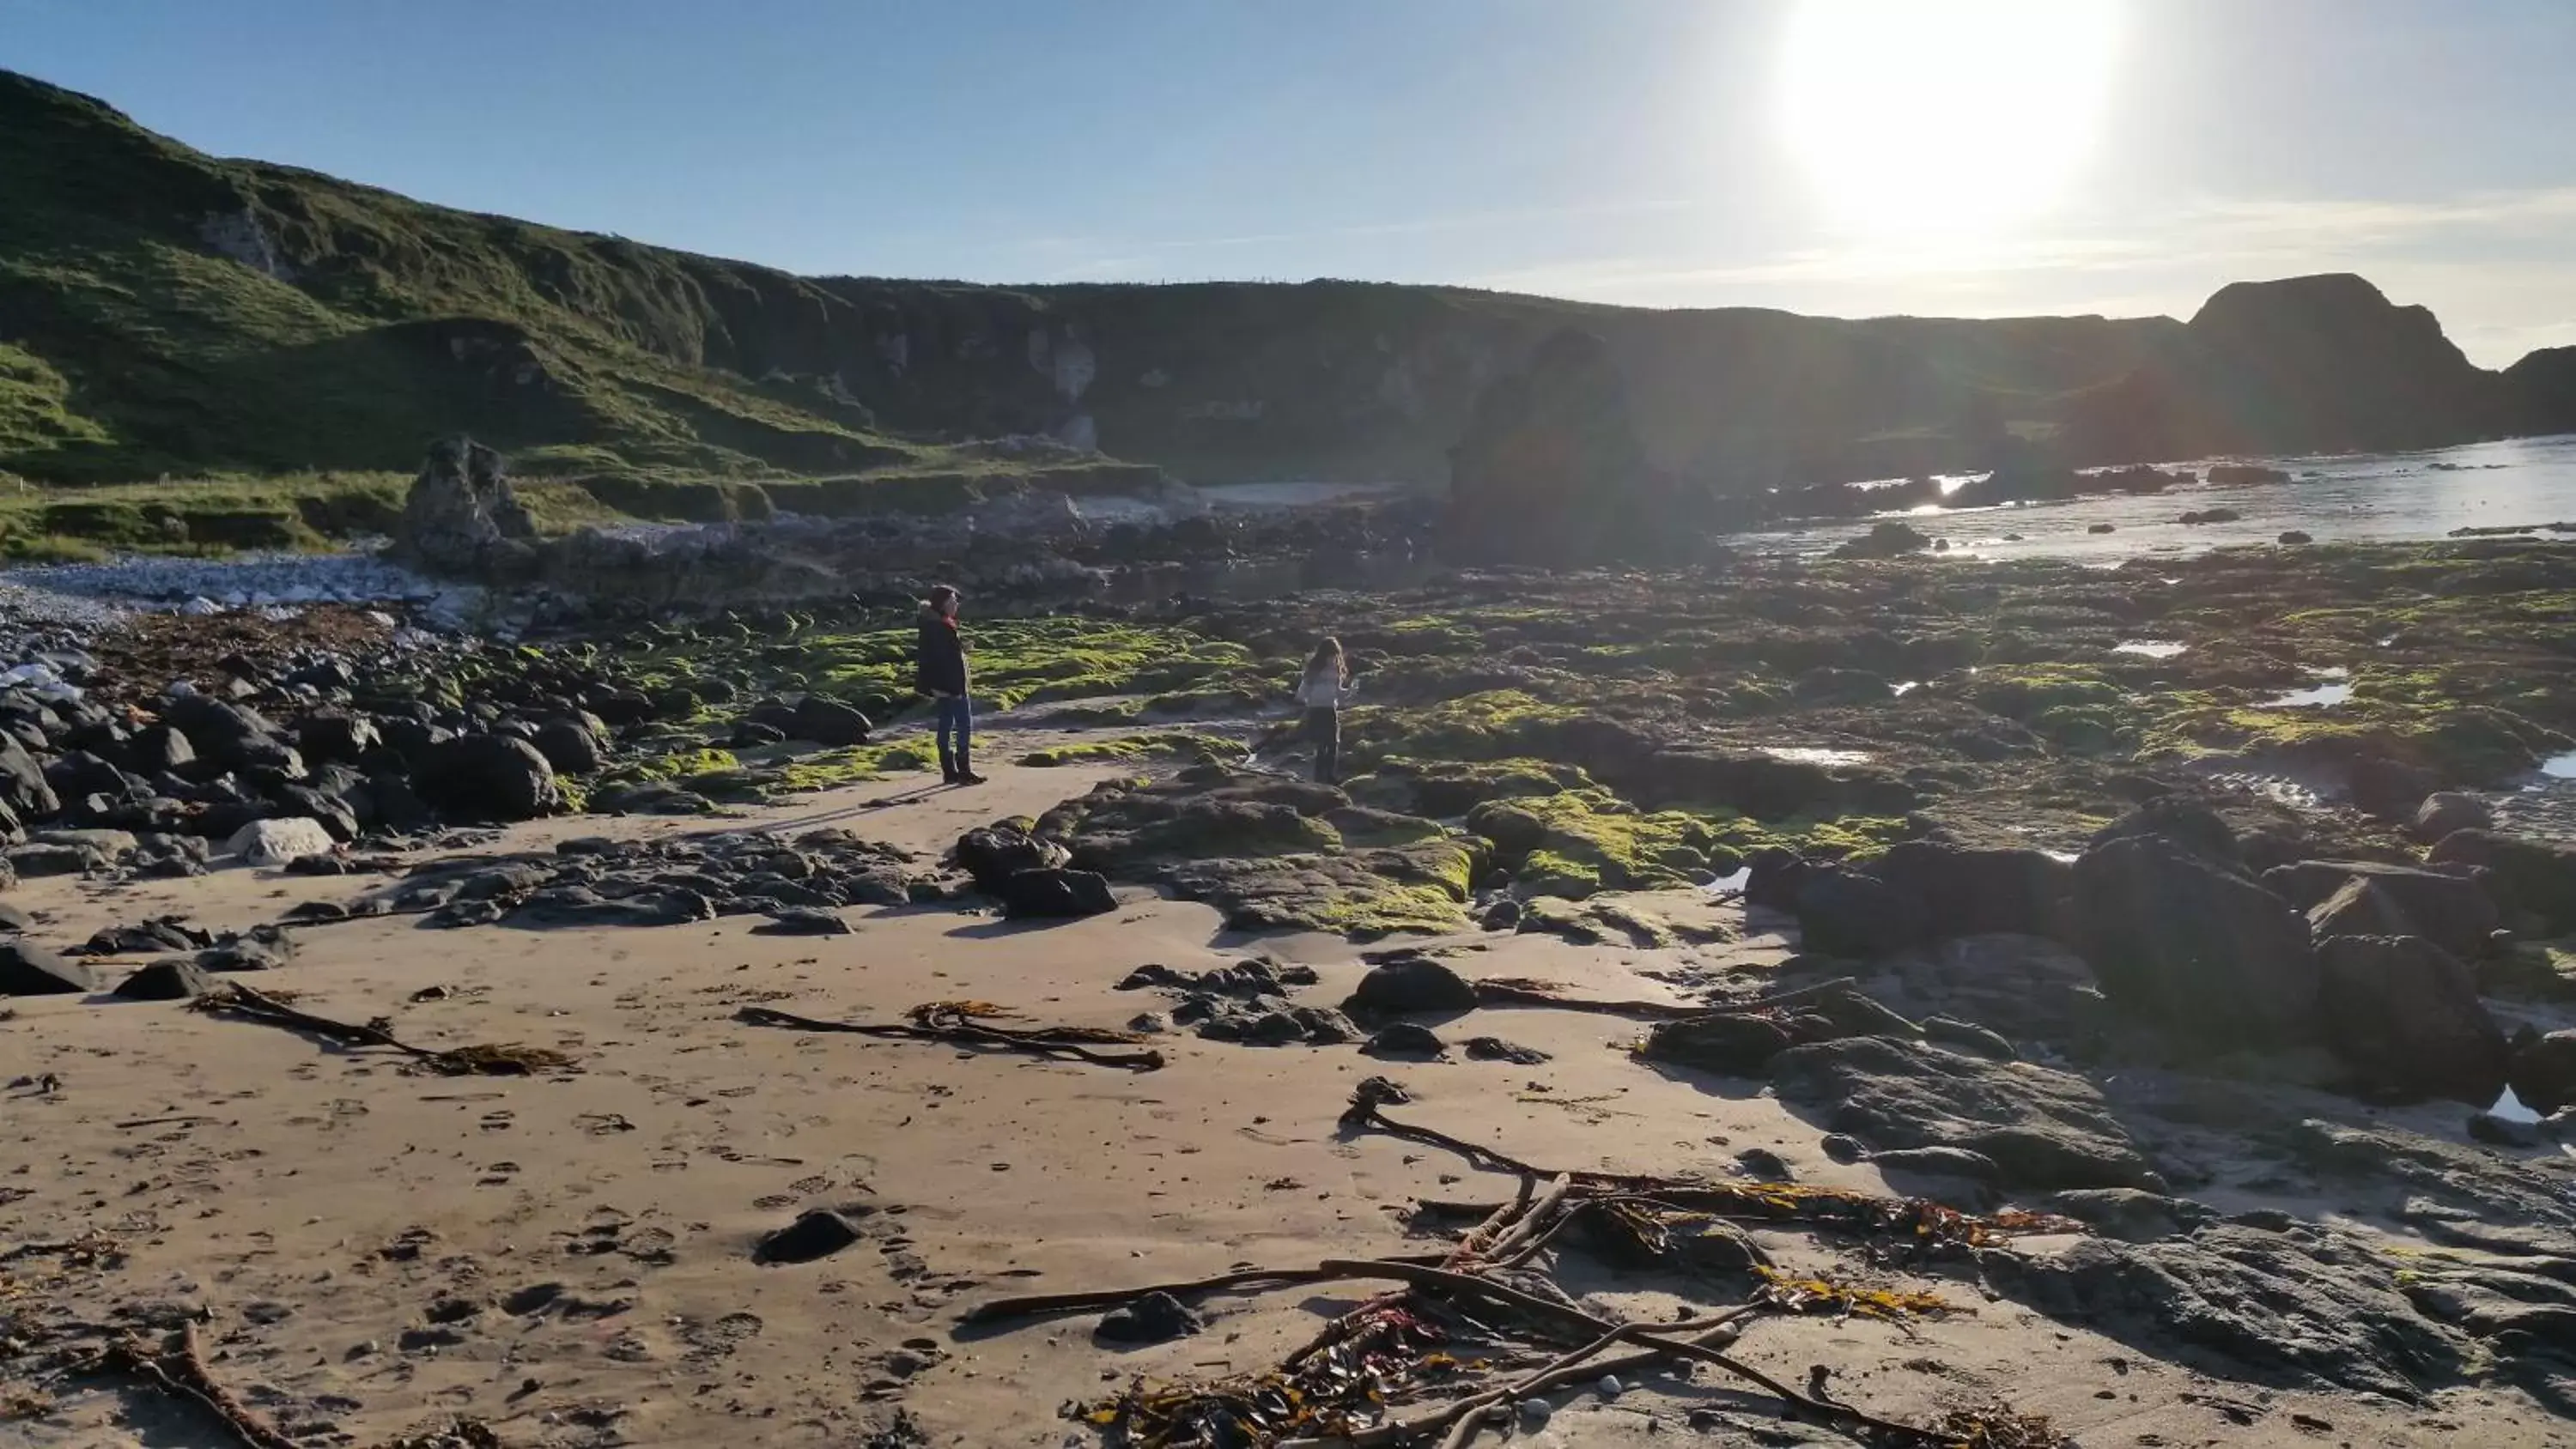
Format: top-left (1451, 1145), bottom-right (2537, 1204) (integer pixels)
top-left (1978, 1225), bottom-right (2474, 1401)
top-left (2314, 935), bottom-right (2508, 1105)
top-left (2072, 837), bottom-right (2319, 1052)
top-left (391, 436), bottom-right (536, 576)
top-left (1444, 329), bottom-right (1688, 565)
top-left (1767, 1035), bottom-right (2155, 1191)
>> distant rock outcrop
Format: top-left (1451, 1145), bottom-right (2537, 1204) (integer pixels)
top-left (1444, 330), bottom-right (1696, 563)
top-left (390, 436), bottom-right (536, 576)
top-left (2503, 346), bottom-right (2576, 437)
top-left (2062, 274), bottom-right (2505, 462)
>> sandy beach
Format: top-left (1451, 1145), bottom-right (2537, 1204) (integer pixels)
top-left (4, 724), bottom-right (2567, 1449)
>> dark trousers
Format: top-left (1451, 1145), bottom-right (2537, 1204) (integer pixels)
top-left (935, 694), bottom-right (974, 775)
top-left (1304, 706), bottom-right (1340, 784)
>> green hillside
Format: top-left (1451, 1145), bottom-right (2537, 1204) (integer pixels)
top-left (6, 65), bottom-right (2514, 513)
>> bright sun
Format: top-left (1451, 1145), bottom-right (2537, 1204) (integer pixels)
top-left (1778, 0), bottom-right (2122, 235)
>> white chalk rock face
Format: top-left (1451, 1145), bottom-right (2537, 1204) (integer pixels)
top-left (227, 816), bottom-right (336, 866)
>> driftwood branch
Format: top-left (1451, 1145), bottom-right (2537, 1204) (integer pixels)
top-left (737, 1003), bottom-right (1164, 1071)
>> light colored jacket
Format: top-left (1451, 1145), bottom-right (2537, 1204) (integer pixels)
top-left (1295, 664), bottom-right (1358, 709)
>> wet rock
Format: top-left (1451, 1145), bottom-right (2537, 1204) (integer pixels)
top-left (532, 718), bottom-right (606, 775)
top-left (2072, 837), bottom-right (2318, 1052)
top-left (2509, 1030), bottom-right (2576, 1115)
top-left (1463, 1036), bottom-right (1549, 1064)
top-left (1770, 1036), bottom-right (2154, 1191)
top-left (1866, 1145), bottom-right (2002, 1185)
top-left (2316, 935), bottom-right (2508, 1104)
top-left (0, 941), bottom-right (94, 996)
top-left (1868, 842), bottom-right (2074, 943)
top-left (1820, 1133), bottom-right (1865, 1163)
top-left (9, 841), bottom-right (100, 877)
top-left (2288, 1119), bottom-right (2576, 1232)
top-left (1096, 1291), bottom-right (1202, 1345)
top-left (1638, 1015), bottom-right (1799, 1077)
top-left (1792, 865), bottom-right (1925, 959)
top-left (2042, 1188), bottom-right (2216, 1243)
top-left (1342, 956), bottom-right (1477, 1017)
top-left (1978, 1226), bottom-right (2470, 1400)
top-left (413, 735), bottom-right (564, 822)
top-left (2428, 829), bottom-right (2576, 934)
top-left (1886, 935), bottom-right (2107, 1047)
top-left (2343, 756), bottom-right (2442, 823)
top-left (226, 816), bottom-right (337, 867)
top-left (2088, 796), bottom-right (2239, 866)
top-left (992, 866), bottom-right (1116, 919)
top-left (2278, 530), bottom-right (2314, 544)
top-left (113, 959), bottom-right (216, 1001)
top-left (1833, 520), bottom-right (1933, 560)
top-left (296, 712), bottom-right (381, 766)
top-left (751, 908), bottom-right (853, 937)
top-left (82, 917), bottom-right (215, 955)
top-left (2412, 791), bottom-right (2493, 844)
top-left (2272, 861), bottom-right (2499, 961)
top-left (1921, 1015), bottom-right (2014, 1061)
top-left (756, 1210), bottom-right (866, 1264)
top-left (1363, 1023), bottom-right (1447, 1059)
top-left (197, 927), bottom-right (295, 972)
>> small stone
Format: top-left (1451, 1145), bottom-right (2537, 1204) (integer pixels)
top-left (1363, 1023), bottom-right (1447, 1059)
top-left (756, 1210), bottom-right (866, 1264)
top-left (1095, 1291), bottom-right (1201, 1344)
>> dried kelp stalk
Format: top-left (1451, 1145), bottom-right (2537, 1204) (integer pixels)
top-left (1086, 1305), bottom-right (1463, 1446)
top-left (1935, 1404), bottom-right (2077, 1448)
top-left (192, 985), bottom-right (576, 1076)
top-left (1753, 1268), bottom-right (1960, 1322)
top-left (738, 1002), bottom-right (1163, 1071)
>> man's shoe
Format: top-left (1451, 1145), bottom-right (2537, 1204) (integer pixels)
top-left (954, 770), bottom-right (989, 786)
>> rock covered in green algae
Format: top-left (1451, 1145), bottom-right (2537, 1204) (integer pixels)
top-left (1034, 768), bottom-right (1483, 935)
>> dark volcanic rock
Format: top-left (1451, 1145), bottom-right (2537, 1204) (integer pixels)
top-left (1792, 865), bottom-right (1925, 959)
top-left (2411, 791), bottom-right (2493, 844)
top-left (1638, 1015), bottom-right (1799, 1078)
top-left (1868, 841), bottom-right (2074, 942)
top-left (993, 866), bottom-right (1116, 919)
top-left (953, 826), bottom-right (1070, 893)
top-left (113, 958), bottom-right (216, 1001)
top-left (1769, 1036), bottom-right (2154, 1191)
top-left (2427, 829), bottom-right (2576, 934)
top-left (1096, 1291), bottom-right (1202, 1345)
top-left (2316, 936), bottom-right (2507, 1104)
top-left (1978, 1225), bottom-right (2472, 1400)
top-left (413, 735), bottom-right (564, 822)
top-left (750, 908), bottom-right (853, 937)
top-left (2509, 1030), bottom-right (2576, 1116)
top-left (2271, 860), bottom-right (2499, 961)
top-left (1832, 520), bottom-right (1932, 560)
top-left (1444, 328), bottom-right (1681, 565)
top-left (532, 718), bottom-right (607, 776)
top-left (755, 1209), bottom-right (866, 1264)
top-left (2072, 837), bottom-right (2318, 1052)
top-left (1342, 956), bottom-right (1477, 1017)
top-left (0, 941), bottom-right (95, 996)
top-left (1362, 1022), bottom-right (1447, 1059)
top-left (789, 696), bottom-right (872, 747)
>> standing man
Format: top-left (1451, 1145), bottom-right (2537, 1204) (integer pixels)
top-left (915, 584), bottom-right (984, 785)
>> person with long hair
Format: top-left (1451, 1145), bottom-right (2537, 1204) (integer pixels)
top-left (915, 584), bottom-right (984, 785)
top-left (1293, 636), bottom-right (1359, 784)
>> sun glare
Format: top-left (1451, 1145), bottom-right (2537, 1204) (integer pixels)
top-left (1778, 0), bottom-right (2122, 235)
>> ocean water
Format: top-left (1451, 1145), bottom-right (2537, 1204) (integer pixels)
top-left (1737, 433), bottom-right (2576, 561)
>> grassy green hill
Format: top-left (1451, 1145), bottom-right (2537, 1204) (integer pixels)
top-left (0, 64), bottom-right (2524, 540)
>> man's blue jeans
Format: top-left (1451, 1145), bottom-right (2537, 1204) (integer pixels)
top-left (934, 694), bottom-right (972, 775)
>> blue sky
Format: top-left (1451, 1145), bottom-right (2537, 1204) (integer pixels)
top-left (8, 0), bottom-right (2574, 363)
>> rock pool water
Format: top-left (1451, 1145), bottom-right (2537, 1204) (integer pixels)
top-left (1739, 433), bottom-right (2576, 561)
